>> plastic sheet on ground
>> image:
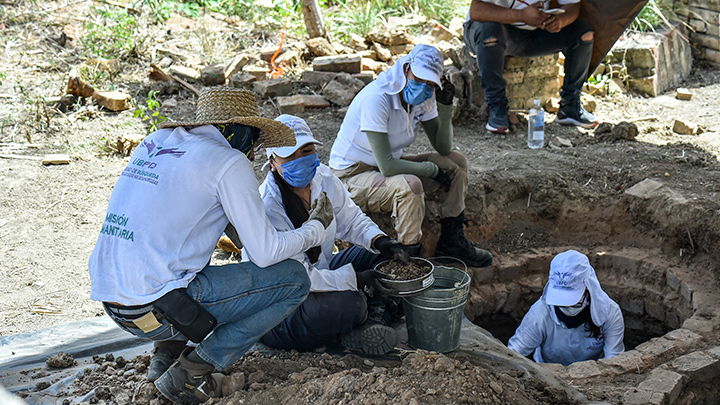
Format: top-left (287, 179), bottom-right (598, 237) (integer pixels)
top-left (0, 316), bottom-right (152, 405)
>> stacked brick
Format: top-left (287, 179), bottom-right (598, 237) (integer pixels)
top-left (676, 0), bottom-right (720, 65)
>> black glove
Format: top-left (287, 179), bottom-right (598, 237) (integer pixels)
top-left (433, 167), bottom-right (452, 192)
top-left (435, 76), bottom-right (455, 105)
top-left (355, 269), bottom-right (398, 297)
top-left (374, 236), bottom-right (411, 263)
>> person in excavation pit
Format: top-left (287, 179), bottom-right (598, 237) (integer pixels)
top-left (328, 44), bottom-right (493, 268)
top-left (255, 114), bottom-right (419, 355)
top-left (88, 87), bottom-right (335, 404)
top-left (507, 250), bottom-right (625, 365)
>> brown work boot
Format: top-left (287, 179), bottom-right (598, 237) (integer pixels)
top-left (154, 348), bottom-right (223, 404)
top-left (147, 340), bottom-right (188, 382)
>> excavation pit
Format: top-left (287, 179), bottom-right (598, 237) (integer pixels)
top-left (467, 249), bottom-right (694, 351)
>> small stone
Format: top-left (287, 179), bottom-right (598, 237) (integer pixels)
top-left (676, 87), bottom-right (692, 100)
top-left (47, 352), bottom-right (76, 368)
top-left (242, 66), bottom-right (269, 82)
top-left (373, 42), bottom-right (392, 62)
top-left (581, 92), bottom-right (597, 113)
top-left (612, 121), bottom-right (639, 140)
top-left (544, 97), bottom-right (560, 113)
top-left (665, 172), bottom-right (670, 177)
top-left (252, 77), bottom-right (293, 98)
top-left (348, 33), bottom-right (368, 51)
top-left (672, 119), bottom-right (696, 135)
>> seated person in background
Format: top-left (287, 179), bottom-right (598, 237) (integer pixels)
top-left (257, 114), bottom-right (418, 355)
top-left (508, 250), bottom-right (624, 366)
top-left (464, 0), bottom-right (599, 133)
top-left (329, 44), bottom-right (492, 268)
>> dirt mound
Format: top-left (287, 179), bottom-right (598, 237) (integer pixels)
top-left (66, 350), bottom-right (574, 405)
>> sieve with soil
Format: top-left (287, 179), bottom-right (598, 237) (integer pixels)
top-left (375, 257), bottom-right (435, 296)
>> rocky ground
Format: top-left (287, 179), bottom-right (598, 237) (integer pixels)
top-left (1, 1), bottom-right (720, 404)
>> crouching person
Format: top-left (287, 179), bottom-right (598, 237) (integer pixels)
top-left (257, 115), bottom-right (418, 355)
top-left (508, 250), bottom-right (625, 365)
top-left (88, 88), bottom-right (333, 404)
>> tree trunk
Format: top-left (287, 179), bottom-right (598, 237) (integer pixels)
top-left (300, 0), bottom-right (327, 39)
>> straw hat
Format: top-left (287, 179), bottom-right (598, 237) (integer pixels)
top-left (158, 87), bottom-right (295, 148)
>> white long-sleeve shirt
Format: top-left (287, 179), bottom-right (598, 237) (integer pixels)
top-left (259, 164), bottom-right (385, 292)
top-left (88, 125), bottom-right (325, 305)
top-left (507, 298), bottom-right (625, 366)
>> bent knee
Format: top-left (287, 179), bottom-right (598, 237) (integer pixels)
top-left (483, 37), bottom-right (498, 46)
top-left (582, 31), bottom-right (594, 42)
top-left (403, 175), bottom-right (424, 195)
top-left (445, 151), bottom-right (467, 170)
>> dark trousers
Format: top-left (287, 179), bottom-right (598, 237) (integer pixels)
top-left (260, 246), bottom-right (385, 351)
top-left (463, 19), bottom-right (593, 104)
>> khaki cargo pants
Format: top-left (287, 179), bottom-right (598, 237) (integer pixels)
top-left (333, 151), bottom-right (467, 245)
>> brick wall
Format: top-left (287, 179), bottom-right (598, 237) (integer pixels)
top-left (675, 0), bottom-right (720, 65)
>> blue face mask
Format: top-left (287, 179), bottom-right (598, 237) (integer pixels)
top-left (403, 78), bottom-right (435, 105)
top-left (280, 153), bottom-right (320, 188)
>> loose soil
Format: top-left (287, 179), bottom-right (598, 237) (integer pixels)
top-left (2, 2), bottom-right (720, 404)
top-left (376, 258), bottom-right (433, 281)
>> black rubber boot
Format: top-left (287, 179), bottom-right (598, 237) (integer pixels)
top-left (154, 348), bottom-right (223, 404)
top-left (435, 212), bottom-right (493, 268)
top-left (147, 340), bottom-right (188, 382)
top-left (340, 323), bottom-right (398, 355)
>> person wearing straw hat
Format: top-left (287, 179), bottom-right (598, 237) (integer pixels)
top-left (255, 114), bottom-right (419, 355)
top-left (329, 44), bottom-right (493, 268)
top-left (88, 87), bottom-right (334, 404)
top-left (507, 250), bottom-right (625, 366)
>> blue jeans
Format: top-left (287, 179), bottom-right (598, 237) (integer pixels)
top-left (260, 246), bottom-right (385, 351)
top-left (105, 259), bottom-right (310, 371)
top-left (463, 19), bottom-right (593, 105)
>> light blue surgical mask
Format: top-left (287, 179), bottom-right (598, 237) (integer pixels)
top-left (280, 153), bottom-right (320, 188)
top-left (403, 78), bottom-right (435, 105)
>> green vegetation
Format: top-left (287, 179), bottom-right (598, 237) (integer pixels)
top-left (133, 90), bottom-right (167, 132)
top-left (138, 0), bottom-right (467, 39)
top-left (630, 0), bottom-right (677, 32)
top-left (82, 7), bottom-right (139, 58)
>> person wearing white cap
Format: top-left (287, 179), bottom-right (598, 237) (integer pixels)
top-left (507, 250), bottom-right (625, 366)
top-left (329, 44), bottom-right (493, 268)
top-left (88, 88), bottom-right (335, 404)
top-left (256, 114), bottom-right (418, 355)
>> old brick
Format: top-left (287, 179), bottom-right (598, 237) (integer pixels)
top-left (623, 388), bottom-right (664, 405)
top-left (676, 87), bottom-right (692, 100)
top-left (625, 179), bottom-right (665, 199)
top-left (353, 72), bottom-right (374, 85)
top-left (362, 58), bottom-right (387, 74)
top-left (301, 70), bottom-right (337, 86)
top-left (253, 78), bottom-right (293, 98)
top-left (276, 95), bottom-right (305, 114)
top-left (229, 72), bottom-right (257, 89)
top-left (167, 65), bottom-right (199, 82)
top-left (243, 66), bottom-right (269, 82)
top-left (388, 44), bottom-right (414, 56)
top-left (636, 337), bottom-right (681, 363)
top-left (566, 360), bottom-right (603, 380)
top-left (373, 42), bottom-right (392, 62)
top-left (322, 73), bottom-right (365, 106)
top-left (300, 95), bottom-right (330, 109)
top-left (366, 28), bottom-right (414, 46)
top-left (670, 351), bottom-right (720, 381)
top-left (225, 54), bottom-right (251, 78)
top-left (599, 350), bottom-right (645, 373)
top-left (260, 45), bottom-right (286, 62)
top-left (201, 63), bottom-right (225, 86)
top-left (348, 33), bottom-right (368, 51)
top-left (638, 368), bottom-right (684, 404)
top-left (672, 119), bottom-right (697, 135)
top-left (313, 54), bottom-right (362, 74)
top-left (307, 37), bottom-right (337, 57)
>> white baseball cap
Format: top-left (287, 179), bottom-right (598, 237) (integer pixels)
top-left (266, 114), bottom-right (323, 159)
top-left (544, 250), bottom-right (592, 306)
top-left (408, 44), bottom-right (444, 89)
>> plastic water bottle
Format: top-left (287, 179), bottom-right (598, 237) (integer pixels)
top-left (527, 99), bottom-right (544, 149)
